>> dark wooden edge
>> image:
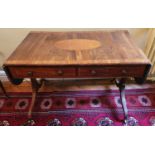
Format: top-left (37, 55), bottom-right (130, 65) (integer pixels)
top-left (3, 63), bottom-right (151, 85)
top-left (3, 65), bottom-right (23, 85)
top-left (135, 64), bottom-right (152, 84)
top-left (4, 63), bottom-right (149, 68)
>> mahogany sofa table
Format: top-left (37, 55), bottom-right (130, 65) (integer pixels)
top-left (3, 30), bottom-right (151, 124)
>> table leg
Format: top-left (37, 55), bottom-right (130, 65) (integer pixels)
top-left (0, 80), bottom-right (9, 98)
top-left (28, 78), bottom-right (44, 119)
top-left (115, 78), bottom-right (128, 123)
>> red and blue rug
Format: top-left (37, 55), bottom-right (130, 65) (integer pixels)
top-left (0, 87), bottom-right (155, 126)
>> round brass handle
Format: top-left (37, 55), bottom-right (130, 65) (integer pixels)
top-left (57, 70), bottom-right (64, 76)
top-left (27, 71), bottom-right (33, 77)
top-left (91, 70), bottom-right (97, 75)
top-left (122, 69), bottom-right (127, 75)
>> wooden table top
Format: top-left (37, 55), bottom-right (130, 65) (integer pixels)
top-left (4, 30), bottom-right (150, 66)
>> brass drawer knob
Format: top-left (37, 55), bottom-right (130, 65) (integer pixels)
top-left (27, 71), bottom-right (33, 77)
top-left (91, 70), bottom-right (97, 75)
top-left (57, 70), bottom-right (64, 76)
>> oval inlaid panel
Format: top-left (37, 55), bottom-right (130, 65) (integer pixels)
top-left (54, 39), bottom-right (101, 51)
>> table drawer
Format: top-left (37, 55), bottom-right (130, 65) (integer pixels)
top-left (78, 66), bottom-right (145, 77)
top-left (9, 66), bottom-right (76, 78)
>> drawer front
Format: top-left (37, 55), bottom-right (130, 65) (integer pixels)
top-left (9, 66), bottom-right (76, 78)
top-left (78, 66), bottom-right (145, 77)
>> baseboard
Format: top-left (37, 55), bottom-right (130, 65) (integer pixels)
top-left (0, 70), bottom-right (8, 81)
top-left (0, 70), bottom-right (5, 76)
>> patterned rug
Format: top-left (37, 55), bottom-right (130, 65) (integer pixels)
top-left (0, 87), bottom-right (155, 126)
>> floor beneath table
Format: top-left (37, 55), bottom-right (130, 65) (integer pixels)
top-left (1, 79), bottom-right (155, 126)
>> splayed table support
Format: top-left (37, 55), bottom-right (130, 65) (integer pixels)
top-left (115, 78), bottom-right (129, 124)
top-left (28, 79), bottom-right (44, 119)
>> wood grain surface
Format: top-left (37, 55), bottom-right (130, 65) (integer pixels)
top-left (4, 30), bottom-right (150, 66)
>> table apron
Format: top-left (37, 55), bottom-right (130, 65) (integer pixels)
top-left (8, 65), bottom-right (146, 79)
